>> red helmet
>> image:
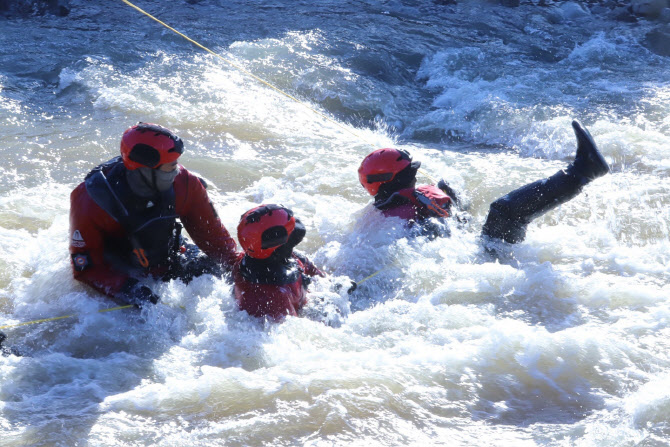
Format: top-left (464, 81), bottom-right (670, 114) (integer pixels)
top-left (238, 204), bottom-right (296, 259)
top-left (358, 148), bottom-right (420, 196)
top-left (120, 123), bottom-right (184, 170)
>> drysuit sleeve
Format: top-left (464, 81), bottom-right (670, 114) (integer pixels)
top-left (437, 179), bottom-right (462, 210)
top-left (176, 170), bottom-right (239, 271)
top-left (293, 252), bottom-right (325, 278)
top-left (415, 184), bottom-right (452, 218)
top-left (69, 183), bottom-right (131, 298)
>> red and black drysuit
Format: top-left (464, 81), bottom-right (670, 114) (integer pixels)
top-left (69, 157), bottom-right (238, 301)
top-left (375, 184), bottom-right (452, 220)
top-left (233, 251), bottom-right (324, 321)
top-left (368, 121), bottom-right (609, 248)
top-left (232, 215), bottom-right (324, 321)
top-left (374, 174), bottom-right (595, 245)
top-left (376, 162), bottom-right (605, 247)
top-left (373, 183), bottom-right (455, 239)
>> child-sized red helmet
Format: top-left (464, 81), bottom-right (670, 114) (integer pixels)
top-left (238, 204), bottom-right (296, 259)
top-left (120, 122), bottom-right (184, 170)
top-left (358, 148), bottom-right (420, 196)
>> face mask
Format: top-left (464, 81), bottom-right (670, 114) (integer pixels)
top-left (154, 166), bottom-right (180, 192)
top-left (127, 166), bottom-right (180, 197)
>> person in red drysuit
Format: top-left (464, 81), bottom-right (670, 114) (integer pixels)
top-left (69, 123), bottom-right (238, 307)
top-left (358, 120), bottom-right (610, 246)
top-left (233, 204), bottom-right (324, 321)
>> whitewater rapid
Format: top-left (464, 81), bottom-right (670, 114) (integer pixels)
top-left (1, 0), bottom-right (669, 445)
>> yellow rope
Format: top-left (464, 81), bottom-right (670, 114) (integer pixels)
top-left (354, 250), bottom-right (413, 288)
top-left (355, 269), bottom-right (383, 286)
top-left (121, 0), bottom-right (378, 149)
top-left (0, 2), bottom-right (438, 330)
top-left (419, 168), bottom-right (437, 184)
top-left (120, 0), bottom-right (438, 184)
top-left (0, 305), bottom-right (134, 330)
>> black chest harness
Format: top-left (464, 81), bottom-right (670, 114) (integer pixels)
top-left (84, 157), bottom-right (180, 270)
top-left (238, 252), bottom-right (312, 287)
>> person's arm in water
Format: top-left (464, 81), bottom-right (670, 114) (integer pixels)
top-left (175, 169), bottom-right (239, 270)
top-left (437, 179), bottom-right (462, 210)
top-left (293, 251), bottom-right (325, 278)
top-left (69, 184), bottom-right (157, 306)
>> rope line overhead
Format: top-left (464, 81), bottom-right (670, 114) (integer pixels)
top-left (121, 0), bottom-right (379, 149)
top-left (120, 0), bottom-right (438, 184)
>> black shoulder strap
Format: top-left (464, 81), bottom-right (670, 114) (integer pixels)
top-left (239, 255), bottom-right (300, 285)
top-left (84, 159), bottom-right (130, 225)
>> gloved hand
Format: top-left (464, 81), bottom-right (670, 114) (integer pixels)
top-left (119, 278), bottom-right (160, 308)
top-left (437, 179), bottom-right (461, 208)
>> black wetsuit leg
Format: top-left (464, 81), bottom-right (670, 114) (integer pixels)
top-left (481, 120), bottom-right (609, 244)
top-left (481, 169), bottom-right (586, 243)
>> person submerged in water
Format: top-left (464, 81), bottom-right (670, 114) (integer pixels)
top-left (69, 123), bottom-right (239, 308)
top-left (357, 120), bottom-right (610, 247)
top-left (233, 204), bottom-right (325, 321)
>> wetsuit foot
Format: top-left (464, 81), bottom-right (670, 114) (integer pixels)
top-left (570, 120), bottom-right (610, 180)
top-left (481, 120), bottom-right (608, 248)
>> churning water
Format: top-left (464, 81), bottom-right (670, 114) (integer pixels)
top-left (1, 0), bottom-right (669, 445)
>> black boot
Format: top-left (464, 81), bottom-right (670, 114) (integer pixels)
top-left (567, 120), bottom-right (610, 181)
top-left (482, 120), bottom-right (609, 244)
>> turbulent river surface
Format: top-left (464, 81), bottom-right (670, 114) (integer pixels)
top-left (1, 0), bottom-right (669, 445)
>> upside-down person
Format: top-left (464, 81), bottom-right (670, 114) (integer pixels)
top-left (233, 204), bottom-right (325, 321)
top-left (358, 120), bottom-right (610, 247)
top-left (69, 123), bottom-right (239, 307)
